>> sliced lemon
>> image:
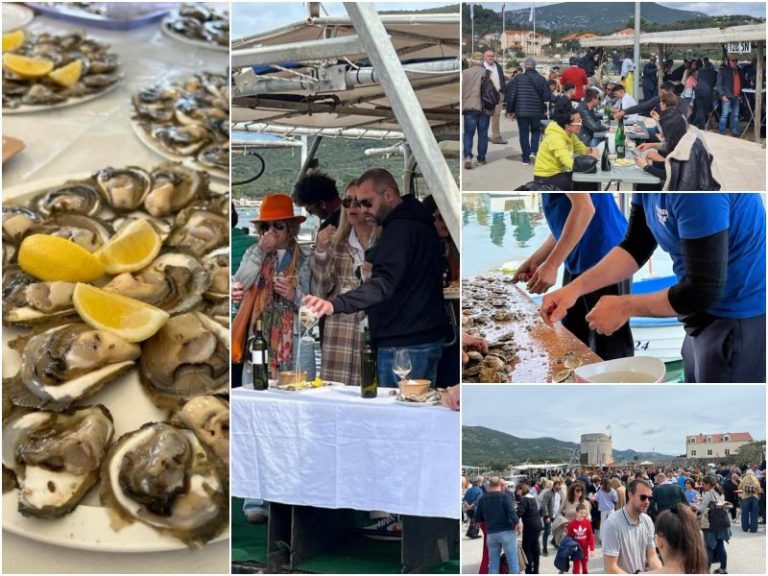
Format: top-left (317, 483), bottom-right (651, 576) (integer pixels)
top-left (18, 234), bottom-right (105, 282)
top-left (48, 59), bottom-right (83, 87)
top-left (73, 283), bottom-right (170, 343)
top-left (2, 53), bottom-right (54, 79)
top-left (96, 219), bottom-right (161, 274)
top-left (2, 30), bottom-right (25, 53)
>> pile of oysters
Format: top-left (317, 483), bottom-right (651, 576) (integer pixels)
top-left (2, 163), bottom-right (229, 548)
top-left (163, 4), bottom-right (230, 48)
top-left (132, 72), bottom-right (229, 175)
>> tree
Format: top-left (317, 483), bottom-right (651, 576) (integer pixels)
top-left (633, 455), bottom-right (640, 461)
top-left (735, 441), bottom-right (766, 468)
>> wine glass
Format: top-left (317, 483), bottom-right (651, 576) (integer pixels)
top-left (299, 305), bottom-right (319, 342)
top-left (393, 349), bottom-right (412, 383)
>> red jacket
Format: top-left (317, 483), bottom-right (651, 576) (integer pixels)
top-left (566, 519), bottom-right (595, 552)
top-left (560, 66), bottom-right (588, 100)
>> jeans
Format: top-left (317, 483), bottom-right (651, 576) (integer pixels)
top-left (706, 535), bottom-right (727, 570)
top-left (487, 530), bottom-right (519, 574)
top-left (541, 520), bottom-right (551, 552)
top-left (377, 339), bottom-right (444, 388)
top-left (464, 112), bottom-right (490, 161)
top-left (741, 497), bottom-right (759, 532)
top-left (718, 96), bottom-right (740, 135)
top-left (517, 116), bottom-right (542, 162)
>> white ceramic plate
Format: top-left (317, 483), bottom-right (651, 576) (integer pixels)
top-left (3, 76), bottom-right (123, 115)
top-left (130, 117), bottom-right (228, 181)
top-left (160, 13), bottom-right (228, 53)
top-left (2, 173), bottom-right (229, 553)
top-left (2, 4), bottom-right (34, 32)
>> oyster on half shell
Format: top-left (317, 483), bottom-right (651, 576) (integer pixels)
top-left (171, 396), bottom-right (229, 466)
top-left (100, 422), bottom-right (228, 548)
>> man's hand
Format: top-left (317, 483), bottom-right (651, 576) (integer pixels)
top-left (359, 262), bottom-right (373, 281)
top-left (612, 110), bottom-right (625, 120)
top-left (441, 385), bottom-right (460, 411)
top-left (722, 95), bottom-right (729, 102)
top-left (315, 225), bottom-right (336, 253)
top-left (507, 112), bottom-right (516, 120)
top-left (512, 257), bottom-right (538, 284)
top-left (585, 295), bottom-right (631, 335)
top-left (302, 295), bottom-right (334, 317)
top-left (589, 147), bottom-right (600, 160)
top-left (635, 155), bottom-right (649, 168)
top-left (540, 285), bottom-right (579, 326)
top-left (645, 150), bottom-right (664, 162)
top-left (273, 276), bottom-right (296, 301)
top-left (259, 229), bottom-right (277, 254)
top-left (462, 333), bottom-right (489, 364)
top-left (527, 261), bottom-right (558, 294)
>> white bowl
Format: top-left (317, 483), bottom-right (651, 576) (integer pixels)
top-left (574, 357), bottom-right (665, 383)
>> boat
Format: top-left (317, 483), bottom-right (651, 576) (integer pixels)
top-left (630, 275), bottom-right (685, 363)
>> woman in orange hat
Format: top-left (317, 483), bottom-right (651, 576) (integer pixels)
top-left (232, 194), bottom-right (315, 385)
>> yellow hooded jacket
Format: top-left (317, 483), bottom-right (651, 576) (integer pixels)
top-left (533, 121), bottom-right (588, 178)
top-left (738, 473), bottom-right (763, 500)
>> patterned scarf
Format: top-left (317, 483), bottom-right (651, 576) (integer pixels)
top-left (251, 245), bottom-right (299, 373)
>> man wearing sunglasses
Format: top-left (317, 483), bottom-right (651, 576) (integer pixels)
top-left (303, 168), bottom-right (447, 388)
top-left (292, 170), bottom-right (342, 231)
top-left (601, 478), bottom-right (661, 574)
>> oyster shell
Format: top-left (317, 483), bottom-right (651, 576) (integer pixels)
top-left (150, 124), bottom-right (210, 156)
top-left (5, 323), bottom-right (140, 411)
top-left (166, 206), bottom-right (227, 257)
top-left (139, 312), bottom-right (228, 407)
top-left (100, 422), bottom-right (228, 548)
top-left (3, 280), bottom-right (76, 326)
top-left (36, 213), bottom-right (114, 253)
top-left (33, 182), bottom-right (101, 217)
top-left (95, 166), bottom-right (151, 212)
top-left (2, 206), bottom-right (41, 245)
top-left (2, 405), bottom-right (113, 518)
top-left (112, 211), bottom-right (172, 241)
top-left (144, 164), bottom-right (208, 218)
top-left (171, 396), bottom-right (229, 466)
top-left (202, 248), bottom-right (228, 301)
top-left (104, 252), bottom-right (209, 314)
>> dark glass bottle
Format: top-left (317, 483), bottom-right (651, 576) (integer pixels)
top-left (251, 319), bottom-right (269, 390)
top-left (615, 119), bottom-right (626, 159)
top-left (360, 328), bottom-right (377, 398)
top-left (601, 135), bottom-right (611, 171)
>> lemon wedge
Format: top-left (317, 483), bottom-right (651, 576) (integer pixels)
top-left (2, 53), bottom-right (54, 79)
top-left (18, 234), bottom-right (105, 282)
top-left (2, 30), bottom-right (25, 53)
top-left (73, 283), bottom-right (170, 343)
top-left (48, 59), bottom-right (83, 87)
top-left (96, 219), bottom-right (161, 274)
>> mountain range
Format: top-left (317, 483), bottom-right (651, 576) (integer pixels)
top-left (463, 426), bottom-right (676, 466)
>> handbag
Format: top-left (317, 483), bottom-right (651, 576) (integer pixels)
top-left (465, 522), bottom-right (481, 539)
top-left (517, 540), bottom-right (528, 570)
top-left (573, 155), bottom-right (598, 174)
top-left (707, 501), bottom-right (732, 532)
top-left (231, 286), bottom-right (258, 364)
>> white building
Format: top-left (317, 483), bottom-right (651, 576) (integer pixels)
top-left (686, 433), bottom-right (754, 459)
top-left (500, 30), bottom-right (552, 54)
top-left (581, 433), bottom-right (613, 466)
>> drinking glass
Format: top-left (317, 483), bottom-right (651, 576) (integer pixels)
top-left (298, 305), bottom-right (319, 342)
top-left (393, 349), bottom-right (412, 383)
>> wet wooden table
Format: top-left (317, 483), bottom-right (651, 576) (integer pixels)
top-left (462, 274), bottom-right (601, 383)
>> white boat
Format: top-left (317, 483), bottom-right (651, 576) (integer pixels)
top-left (630, 275), bottom-right (685, 363)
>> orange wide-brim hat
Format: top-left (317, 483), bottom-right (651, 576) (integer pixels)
top-left (251, 194), bottom-right (306, 224)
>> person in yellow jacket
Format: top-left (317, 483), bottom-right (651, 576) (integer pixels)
top-left (738, 470), bottom-right (763, 533)
top-left (534, 97), bottom-right (600, 190)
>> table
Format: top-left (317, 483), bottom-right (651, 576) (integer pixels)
top-left (741, 88), bottom-right (766, 138)
top-left (2, 13), bottom-right (228, 575)
top-left (231, 386), bottom-right (460, 520)
top-left (572, 161), bottom-right (661, 190)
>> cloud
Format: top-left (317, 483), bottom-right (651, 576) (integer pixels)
top-left (643, 428), bottom-right (664, 435)
top-left (659, 2), bottom-right (766, 18)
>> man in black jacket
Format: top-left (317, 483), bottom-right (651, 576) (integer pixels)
top-left (577, 88), bottom-right (609, 146)
top-left (614, 81), bottom-right (687, 125)
top-left (506, 57), bottom-right (552, 166)
top-left (303, 168), bottom-right (447, 387)
top-left (692, 58), bottom-right (718, 129)
top-left (484, 50), bottom-right (508, 145)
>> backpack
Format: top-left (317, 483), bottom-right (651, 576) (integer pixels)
top-left (481, 69), bottom-right (500, 113)
top-left (707, 500), bottom-right (732, 532)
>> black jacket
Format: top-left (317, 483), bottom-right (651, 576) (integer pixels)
top-left (698, 65), bottom-right (718, 91)
top-left (716, 65), bottom-right (746, 98)
top-left (486, 61), bottom-right (506, 95)
top-left (667, 137), bottom-right (720, 191)
top-left (330, 194), bottom-right (446, 347)
top-left (517, 495), bottom-right (543, 532)
top-left (474, 491), bottom-right (520, 534)
top-left (576, 101), bottom-right (608, 144)
top-left (505, 69), bottom-right (552, 118)
top-left (623, 95), bottom-right (689, 119)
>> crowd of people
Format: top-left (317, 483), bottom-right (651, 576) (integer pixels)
top-left (462, 47), bottom-right (763, 191)
top-left (231, 168), bottom-right (460, 396)
top-left (463, 463), bottom-right (766, 574)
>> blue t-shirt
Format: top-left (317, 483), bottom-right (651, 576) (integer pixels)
top-left (632, 193), bottom-right (766, 318)
top-left (542, 193), bottom-right (627, 275)
top-left (464, 485), bottom-right (483, 506)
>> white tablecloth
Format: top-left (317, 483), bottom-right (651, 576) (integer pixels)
top-left (231, 386), bottom-right (460, 520)
top-left (2, 12), bottom-right (228, 574)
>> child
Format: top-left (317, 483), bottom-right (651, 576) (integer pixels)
top-left (566, 503), bottom-right (594, 574)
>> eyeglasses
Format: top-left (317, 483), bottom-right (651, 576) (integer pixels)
top-left (358, 198), bottom-right (374, 208)
top-left (342, 197), bottom-right (360, 208)
top-left (258, 222), bottom-right (286, 233)
top-left (638, 494), bottom-right (653, 502)
top-left (571, 121), bottom-right (583, 126)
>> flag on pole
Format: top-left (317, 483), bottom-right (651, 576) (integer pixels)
top-left (501, 3), bottom-right (505, 27)
top-left (529, 2), bottom-right (534, 22)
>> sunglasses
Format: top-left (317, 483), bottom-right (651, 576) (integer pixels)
top-left (258, 222), bottom-right (286, 233)
top-left (341, 197), bottom-right (360, 208)
top-left (358, 198), bottom-right (374, 208)
top-left (638, 494), bottom-right (653, 502)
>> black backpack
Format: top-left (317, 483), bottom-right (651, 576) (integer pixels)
top-left (481, 69), bottom-right (500, 112)
top-left (707, 501), bottom-right (732, 532)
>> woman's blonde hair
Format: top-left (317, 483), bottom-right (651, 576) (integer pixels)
top-left (333, 179), bottom-right (378, 248)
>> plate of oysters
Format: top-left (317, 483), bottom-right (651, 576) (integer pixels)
top-left (161, 4), bottom-right (229, 52)
top-left (2, 30), bottom-right (122, 114)
top-left (131, 71), bottom-right (229, 180)
top-left (2, 163), bottom-right (230, 551)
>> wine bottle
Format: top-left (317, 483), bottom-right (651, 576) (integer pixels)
top-left (251, 319), bottom-right (269, 390)
top-left (615, 119), bottom-right (626, 160)
top-left (360, 328), bottom-right (377, 398)
top-left (601, 136), bottom-right (611, 171)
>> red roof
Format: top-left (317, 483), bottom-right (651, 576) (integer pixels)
top-left (687, 433), bottom-right (754, 444)
top-left (614, 28), bottom-right (635, 36)
top-left (579, 33), bottom-right (598, 39)
top-left (561, 33), bottom-right (580, 42)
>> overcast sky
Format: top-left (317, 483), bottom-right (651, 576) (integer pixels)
top-left (462, 385), bottom-right (766, 455)
top-left (231, 2), bottom-right (456, 38)
top-left (476, 2), bottom-right (766, 18)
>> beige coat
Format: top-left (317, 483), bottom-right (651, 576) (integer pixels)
top-left (462, 64), bottom-right (484, 113)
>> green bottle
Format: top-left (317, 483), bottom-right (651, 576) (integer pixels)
top-left (615, 119), bottom-right (626, 160)
top-left (360, 328), bottom-right (377, 398)
top-left (251, 319), bottom-right (269, 390)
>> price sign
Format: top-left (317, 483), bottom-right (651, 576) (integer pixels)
top-left (727, 41), bottom-right (751, 53)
